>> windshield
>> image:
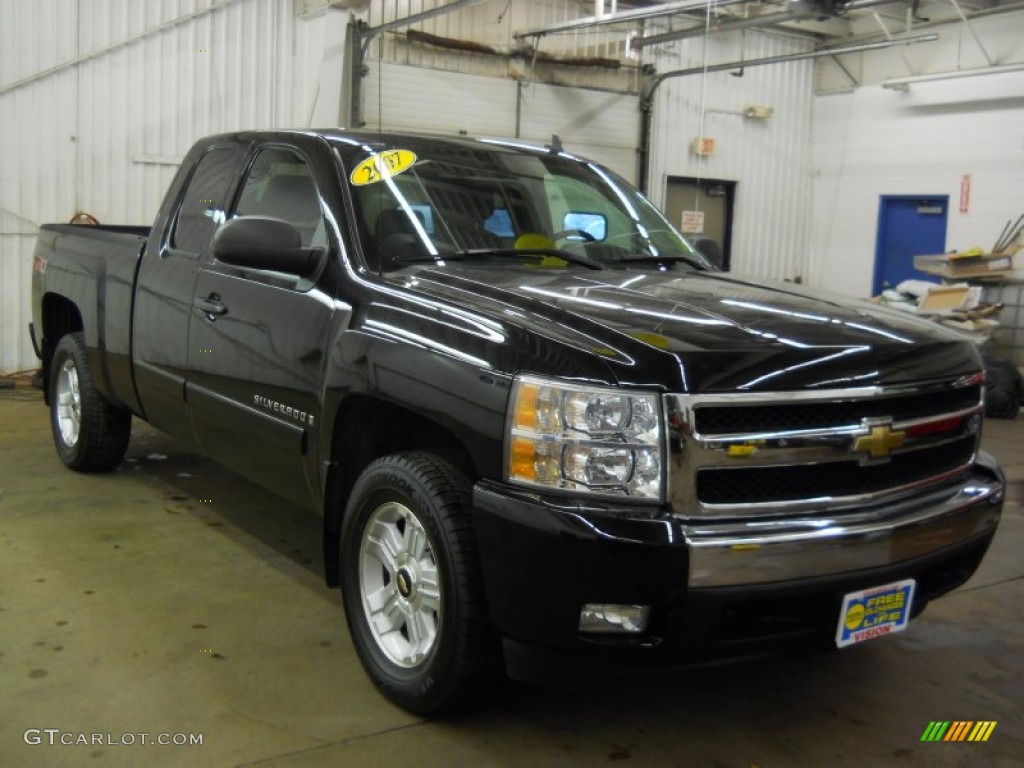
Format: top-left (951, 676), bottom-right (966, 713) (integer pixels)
top-left (332, 137), bottom-right (712, 273)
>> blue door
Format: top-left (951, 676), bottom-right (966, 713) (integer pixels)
top-left (873, 196), bottom-right (949, 295)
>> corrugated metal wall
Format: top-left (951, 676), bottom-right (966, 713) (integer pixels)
top-left (518, 83), bottom-right (639, 182)
top-left (362, 60), bottom-right (517, 136)
top-left (362, 61), bottom-right (640, 181)
top-left (2, 1), bottom-right (820, 371)
top-left (0, 0), bottom-right (343, 373)
top-left (645, 31), bottom-right (815, 282)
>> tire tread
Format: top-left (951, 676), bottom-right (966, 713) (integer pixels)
top-left (341, 451), bottom-right (499, 715)
top-left (50, 332), bottom-right (131, 471)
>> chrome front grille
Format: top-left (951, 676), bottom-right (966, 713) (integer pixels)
top-left (665, 375), bottom-right (984, 518)
top-left (691, 385), bottom-right (982, 435)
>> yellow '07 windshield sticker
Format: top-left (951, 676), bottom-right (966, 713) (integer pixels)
top-left (349, 149), bottom-right (417, 186)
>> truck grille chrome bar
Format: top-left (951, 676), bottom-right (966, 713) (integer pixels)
top-left (665, 375), bottom-right (984, 518)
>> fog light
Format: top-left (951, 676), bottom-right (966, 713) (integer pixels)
top-left (579, 603), bottom-right (650, 634)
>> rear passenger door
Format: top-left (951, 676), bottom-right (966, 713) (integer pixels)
top-left (186, 143), bottom-right (335, 506)
top-left (134, 144), bottom-right (246, 445)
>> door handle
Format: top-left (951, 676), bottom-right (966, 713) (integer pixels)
top-left (193, 294), bottom-right (228, 319)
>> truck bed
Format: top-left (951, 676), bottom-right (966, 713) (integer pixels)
top-left (40, 222), bottom-right (149, 240)
top-left (33, 223), bottom-right (150, 414)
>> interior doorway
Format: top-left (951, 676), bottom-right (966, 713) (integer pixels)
top-left (664, 176), bottom-right (736, 270)
top-left (873, 195), bottom-right (949, 295)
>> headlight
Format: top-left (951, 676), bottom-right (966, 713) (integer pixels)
top-left (505, 375), bottom-right (664, 501)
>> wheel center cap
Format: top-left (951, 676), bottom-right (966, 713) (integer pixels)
top-left (396, 568), bottom-right (415, 599)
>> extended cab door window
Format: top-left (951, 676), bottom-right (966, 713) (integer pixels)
top-left (171, 148), bottom-right (240, 254)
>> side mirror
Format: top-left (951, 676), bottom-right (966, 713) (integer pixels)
top-left (213, 216), bottom-right (322, 277)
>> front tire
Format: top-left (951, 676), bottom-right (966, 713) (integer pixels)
top-left (49, 332), bottom-right (132, 471)
top-left (340, 452), bottom-right (496, 715)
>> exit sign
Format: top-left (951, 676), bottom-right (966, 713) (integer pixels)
top-left (690, 137), bottom-right (715, 156)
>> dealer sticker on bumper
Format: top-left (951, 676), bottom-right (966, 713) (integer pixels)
top-left (835, 578), bottom-right (916, 648)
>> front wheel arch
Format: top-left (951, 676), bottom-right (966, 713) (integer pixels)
top-left (321, 396), bottom-right (478, 588)
top-left (339, 451), bottom-right (498, 715)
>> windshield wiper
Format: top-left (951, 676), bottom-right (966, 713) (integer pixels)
top-left (394, 248), bottom-right (605, 270)
top-left (609, 254), bottom-right (710, 270)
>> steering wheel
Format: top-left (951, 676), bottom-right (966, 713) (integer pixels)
top-left (552, 228), bottom-right (596, 243)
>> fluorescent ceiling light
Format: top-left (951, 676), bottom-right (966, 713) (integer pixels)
top-left (882, 62), bottom-right (1024, 88)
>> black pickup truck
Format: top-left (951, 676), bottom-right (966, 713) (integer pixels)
top-left (31, 129), bottom-right (1003, 714)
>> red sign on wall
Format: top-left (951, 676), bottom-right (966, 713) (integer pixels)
top-left (959, 174), bottom-right (971, 214)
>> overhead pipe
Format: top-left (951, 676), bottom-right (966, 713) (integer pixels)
top-left (514, 0), bottom-right (751, 39)
top-left (637, 33), bottom-right (939, 192)
top-left (645, 32), bottom-right (937, 88)
top-left (843, 0), bottom-right (912, 9)
top-left (633, 10), bottom-right (816, 47)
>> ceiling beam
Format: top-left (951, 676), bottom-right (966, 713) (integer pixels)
top-left (947, 0), bottom-right (995, 65)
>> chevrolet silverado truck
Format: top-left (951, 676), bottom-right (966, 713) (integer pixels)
top-left (31, 130), bottom-right (1004, 714)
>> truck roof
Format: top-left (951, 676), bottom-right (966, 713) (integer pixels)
top-left (195, 128), bottom-right (568, 158)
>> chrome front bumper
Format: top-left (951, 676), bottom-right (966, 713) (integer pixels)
top-left (684, 453), bottom-right (1003, 588)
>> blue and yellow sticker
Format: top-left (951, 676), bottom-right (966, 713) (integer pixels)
top-left (835, 578), bottom-right (915, 648)
top-left (349, 149), bottom-right (417, 186)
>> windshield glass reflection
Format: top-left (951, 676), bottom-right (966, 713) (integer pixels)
top-left (333, 138), bottom-right (711, 273)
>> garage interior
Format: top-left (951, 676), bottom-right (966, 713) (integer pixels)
top-left (2, 0), bottom-right (1023, 765)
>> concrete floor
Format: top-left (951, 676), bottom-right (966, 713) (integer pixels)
top-left (1, 385), bottom-right (1021, 768)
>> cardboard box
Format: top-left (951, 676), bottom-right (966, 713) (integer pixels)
top-left (917, 285), bottom-right (973, 312)
top-left (914, 252), bottom-right (1013, 279)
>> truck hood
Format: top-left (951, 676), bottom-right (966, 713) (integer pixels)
top-left (389, 267), bottom-right (981, 393)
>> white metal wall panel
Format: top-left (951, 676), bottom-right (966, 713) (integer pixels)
top-left (810, 68), bottom-right (1024, 299)
top-left (645, 31), bottom-right (815, 282)
top-left (362, 62), bottom-right (639, 179)
top-left (0, 0), bottom-right (344, 373)
top-left (362, 60), bottom-right (518, 136)
top-left (519, 83), bottom-right (639, 182)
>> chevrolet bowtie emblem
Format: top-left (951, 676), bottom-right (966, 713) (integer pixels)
top-left (852, 423), bottom-right (906, 459)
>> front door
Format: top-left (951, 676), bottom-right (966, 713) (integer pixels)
top-left (186, 143), bottom-right (336, 506)
top-left (873, 196), bottom-right (949, 294)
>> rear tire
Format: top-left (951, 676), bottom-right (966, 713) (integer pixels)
top-left (49, 332), bottom-right (132, 471)
top-left (340, 452), bottom-right (497, 715)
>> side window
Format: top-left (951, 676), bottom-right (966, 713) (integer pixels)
top-left (172, 148), bottom-right (239, 253)
top-left (234, 147), bottom-right (326, 248)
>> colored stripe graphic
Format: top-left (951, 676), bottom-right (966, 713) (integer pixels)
top-left (922, 721), bottom-right (997, 742)
top-left (945, 721), bottom-right (973, 741)
top-left (968, 722), bottom-right (997, 742)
